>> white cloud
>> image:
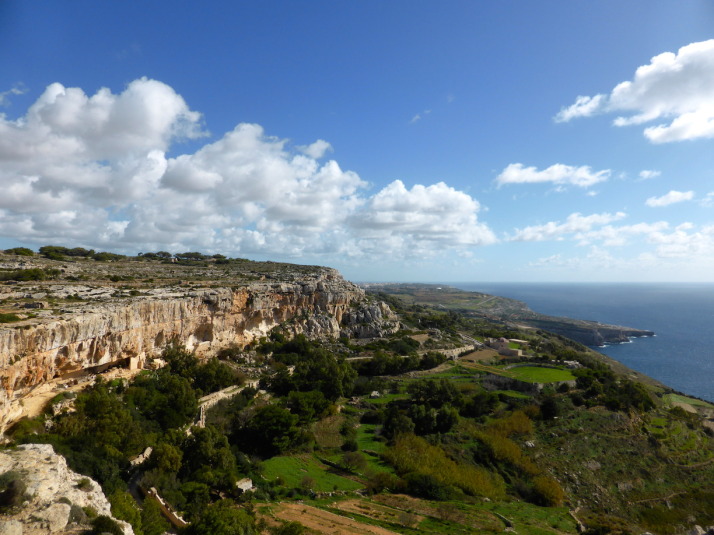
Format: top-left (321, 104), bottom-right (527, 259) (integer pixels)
top-left (647, 223), bottom-right (714, 258)
top-left (554, 94), bottom-right (606, 123)
top-left (638, 169), bottom-right (661, 180)
top-left (496, 163), bottom-right (610, 188)
top-left (297, 139), bottom-right (332, 159)
top-left (0, 84), bottom-right (26, 107)
top-left (409, 109), bottom-right (431, 124)
top-left (352, 180), bottom-right (497, 254)
top-left (510, 212), bottom-right (626, 242)
top-left (645, 190), bottom-right (694, 207)
top-left (556, 39), bottom-right (714, 142)
top-left (582, 221), bottom-right (669, 246)
top-left (0, 79), bottom-right (495, 261)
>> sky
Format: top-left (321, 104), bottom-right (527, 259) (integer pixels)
top-left (1, 1), bottom-right (714, 282)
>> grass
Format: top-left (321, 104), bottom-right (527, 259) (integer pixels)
top-left (497, 365), bottom-right (575, 383)
top-left (0, 313), bottom-right (22, 323)
top-left (311, 413), bottom-right (344, 449)
top-left (261, 454), bottom-right (363, 492)
top-left (356, 423), bottom-right (386, 453)
top-left (487, 501), bottom-right (577, 535)
top-left (365, 392), bottom-right (406, 405)
top-left (663, 393), bottom-right (714, 409)
top-left (493, 390), bottom-right (533, 399)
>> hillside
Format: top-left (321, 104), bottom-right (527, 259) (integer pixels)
top-left (363, 283), bottom-right (655, 346)
top-left (1, 248), bottom-right (713, 535)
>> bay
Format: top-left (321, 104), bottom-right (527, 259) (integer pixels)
top-left (452, 283), bottom-right (714, 403)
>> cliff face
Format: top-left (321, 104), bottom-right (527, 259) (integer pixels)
top-left (0, 443), bottom-right (134, 534)
top-left (0, 268), bottom-right (398, 432)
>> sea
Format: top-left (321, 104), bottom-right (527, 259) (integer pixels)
top-left (452, 283), bottom-right (714, 403)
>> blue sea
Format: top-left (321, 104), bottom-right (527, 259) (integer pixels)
top-left (453, 283), bottom-right (714, 403)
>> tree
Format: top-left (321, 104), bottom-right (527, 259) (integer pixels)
top-left (141, 497), bottom-right (171, 535)
top-left (342, 451), bottom-right (367, 473)
top-left (126, 369), bottom-right (197, 430)
top-left (181, 426), bottom-right (238, 490)
top-left (407, 378), bottom-right (461, 409)
top-left (109, 490), bottom-right (142, 535)
top-left (194, 359), bottom-right (238, 395)
top-left (186, 500), bottom-right (257, 535)
top-left (272, 521), bottom-right (306, 535)
top-left (286, 390), bottom-right (331, 424)
top-left (240, 405), bottom-right (300, 456)
top-left (381, 406), bottom-right (415, 441)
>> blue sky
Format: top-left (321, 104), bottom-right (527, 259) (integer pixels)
top-left (1, 2), bottom-right (714, 282)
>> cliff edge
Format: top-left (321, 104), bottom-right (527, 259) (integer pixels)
top-left (0, 257), bottom-right (398, 434)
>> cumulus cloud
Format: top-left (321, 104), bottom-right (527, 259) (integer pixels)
top-left (496, 163), bottom-right (610, 188)
top-left (0, 79), bottom-right (495, 261)
top-left (297, 139), bottom-right (332, 159)
top-left (645, 190), bottom-right (695, 207)
top-left (554, 94), bottom-right (606, 123)
top-left (510, 212), bottom-right (626, 242)
top-left (555, 39), bottom-right (714, 142)
top-left (512, 208), bottom-right (714, 265)
top-left (638, 169), bottom-right (661, 180)
top-left (647, 223), bottom-right (714, 258)
top-left (352, 180), bottom-right (497, 254)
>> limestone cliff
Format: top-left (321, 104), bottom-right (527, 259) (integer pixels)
top-left (0, 266), bottom-right (398, 433)
top-left (0, 443), bottom-right (133, 534)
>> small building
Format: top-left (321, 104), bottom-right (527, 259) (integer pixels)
top-left (486, 337), bottom-right (524, 358)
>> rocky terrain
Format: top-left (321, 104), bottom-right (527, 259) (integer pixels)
top-left (0, 254), bottom-right (399, 434)
top-left (0, 443), bottom-right (133, 534)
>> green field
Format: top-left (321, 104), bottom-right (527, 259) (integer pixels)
top-left (663, 393), bottom-right (714, 409)
top-left (261, 454), bottom-right (363, 492)
top-left (500, 365), bottom-right (575, 383)
top-left (356, 423), bottom-right (386, 453)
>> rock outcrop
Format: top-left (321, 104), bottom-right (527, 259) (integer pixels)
top-left (0, 267), bottom-right (398, 433)
top-left (0, 443), bottom-right (133, 534)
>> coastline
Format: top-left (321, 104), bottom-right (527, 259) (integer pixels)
top-left (452, 282), bottom-right (714, 403)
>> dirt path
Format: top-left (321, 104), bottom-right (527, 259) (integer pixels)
top-left (272, 503), bottom-right (402, 535)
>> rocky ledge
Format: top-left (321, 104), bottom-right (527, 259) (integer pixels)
top-left (0, 259), bottom-right (399, 434)
top-left (0, 443), bottom-right (133, 534)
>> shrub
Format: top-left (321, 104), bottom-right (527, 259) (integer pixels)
top-left (385, 434), bottom-right (505, 499)
top-left (0, 313), bottom-right (21, 323)
top-left (76, 477), bottom-right (92, 491)
top-left (90, 515), bottom-right (124, 535)
top-left (532, 474), bottom-right (565, 507)
top-left (3, 247), bottom-right (34, 256)
top-left (0, 471), bottom-right (28, 512)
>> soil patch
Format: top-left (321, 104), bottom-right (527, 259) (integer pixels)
top-left (272, 503), bottom-right (401, 535)
top-left (459, 349), bottom-right (500, 363)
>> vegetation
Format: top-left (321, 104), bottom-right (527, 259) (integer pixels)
top-left (2, 251), bottom-right (713, 534)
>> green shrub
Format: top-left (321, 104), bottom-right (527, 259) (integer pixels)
top-left (3, 247), bottom-right (34, 256)
top-left (532, 474), bottom-right (565, 507)
top-left (0, 471), bottom-right (28, 512)
top-left (91, 515), bottom-right (124, 535)
top-left (385, 434), bottom-right (505, 499)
